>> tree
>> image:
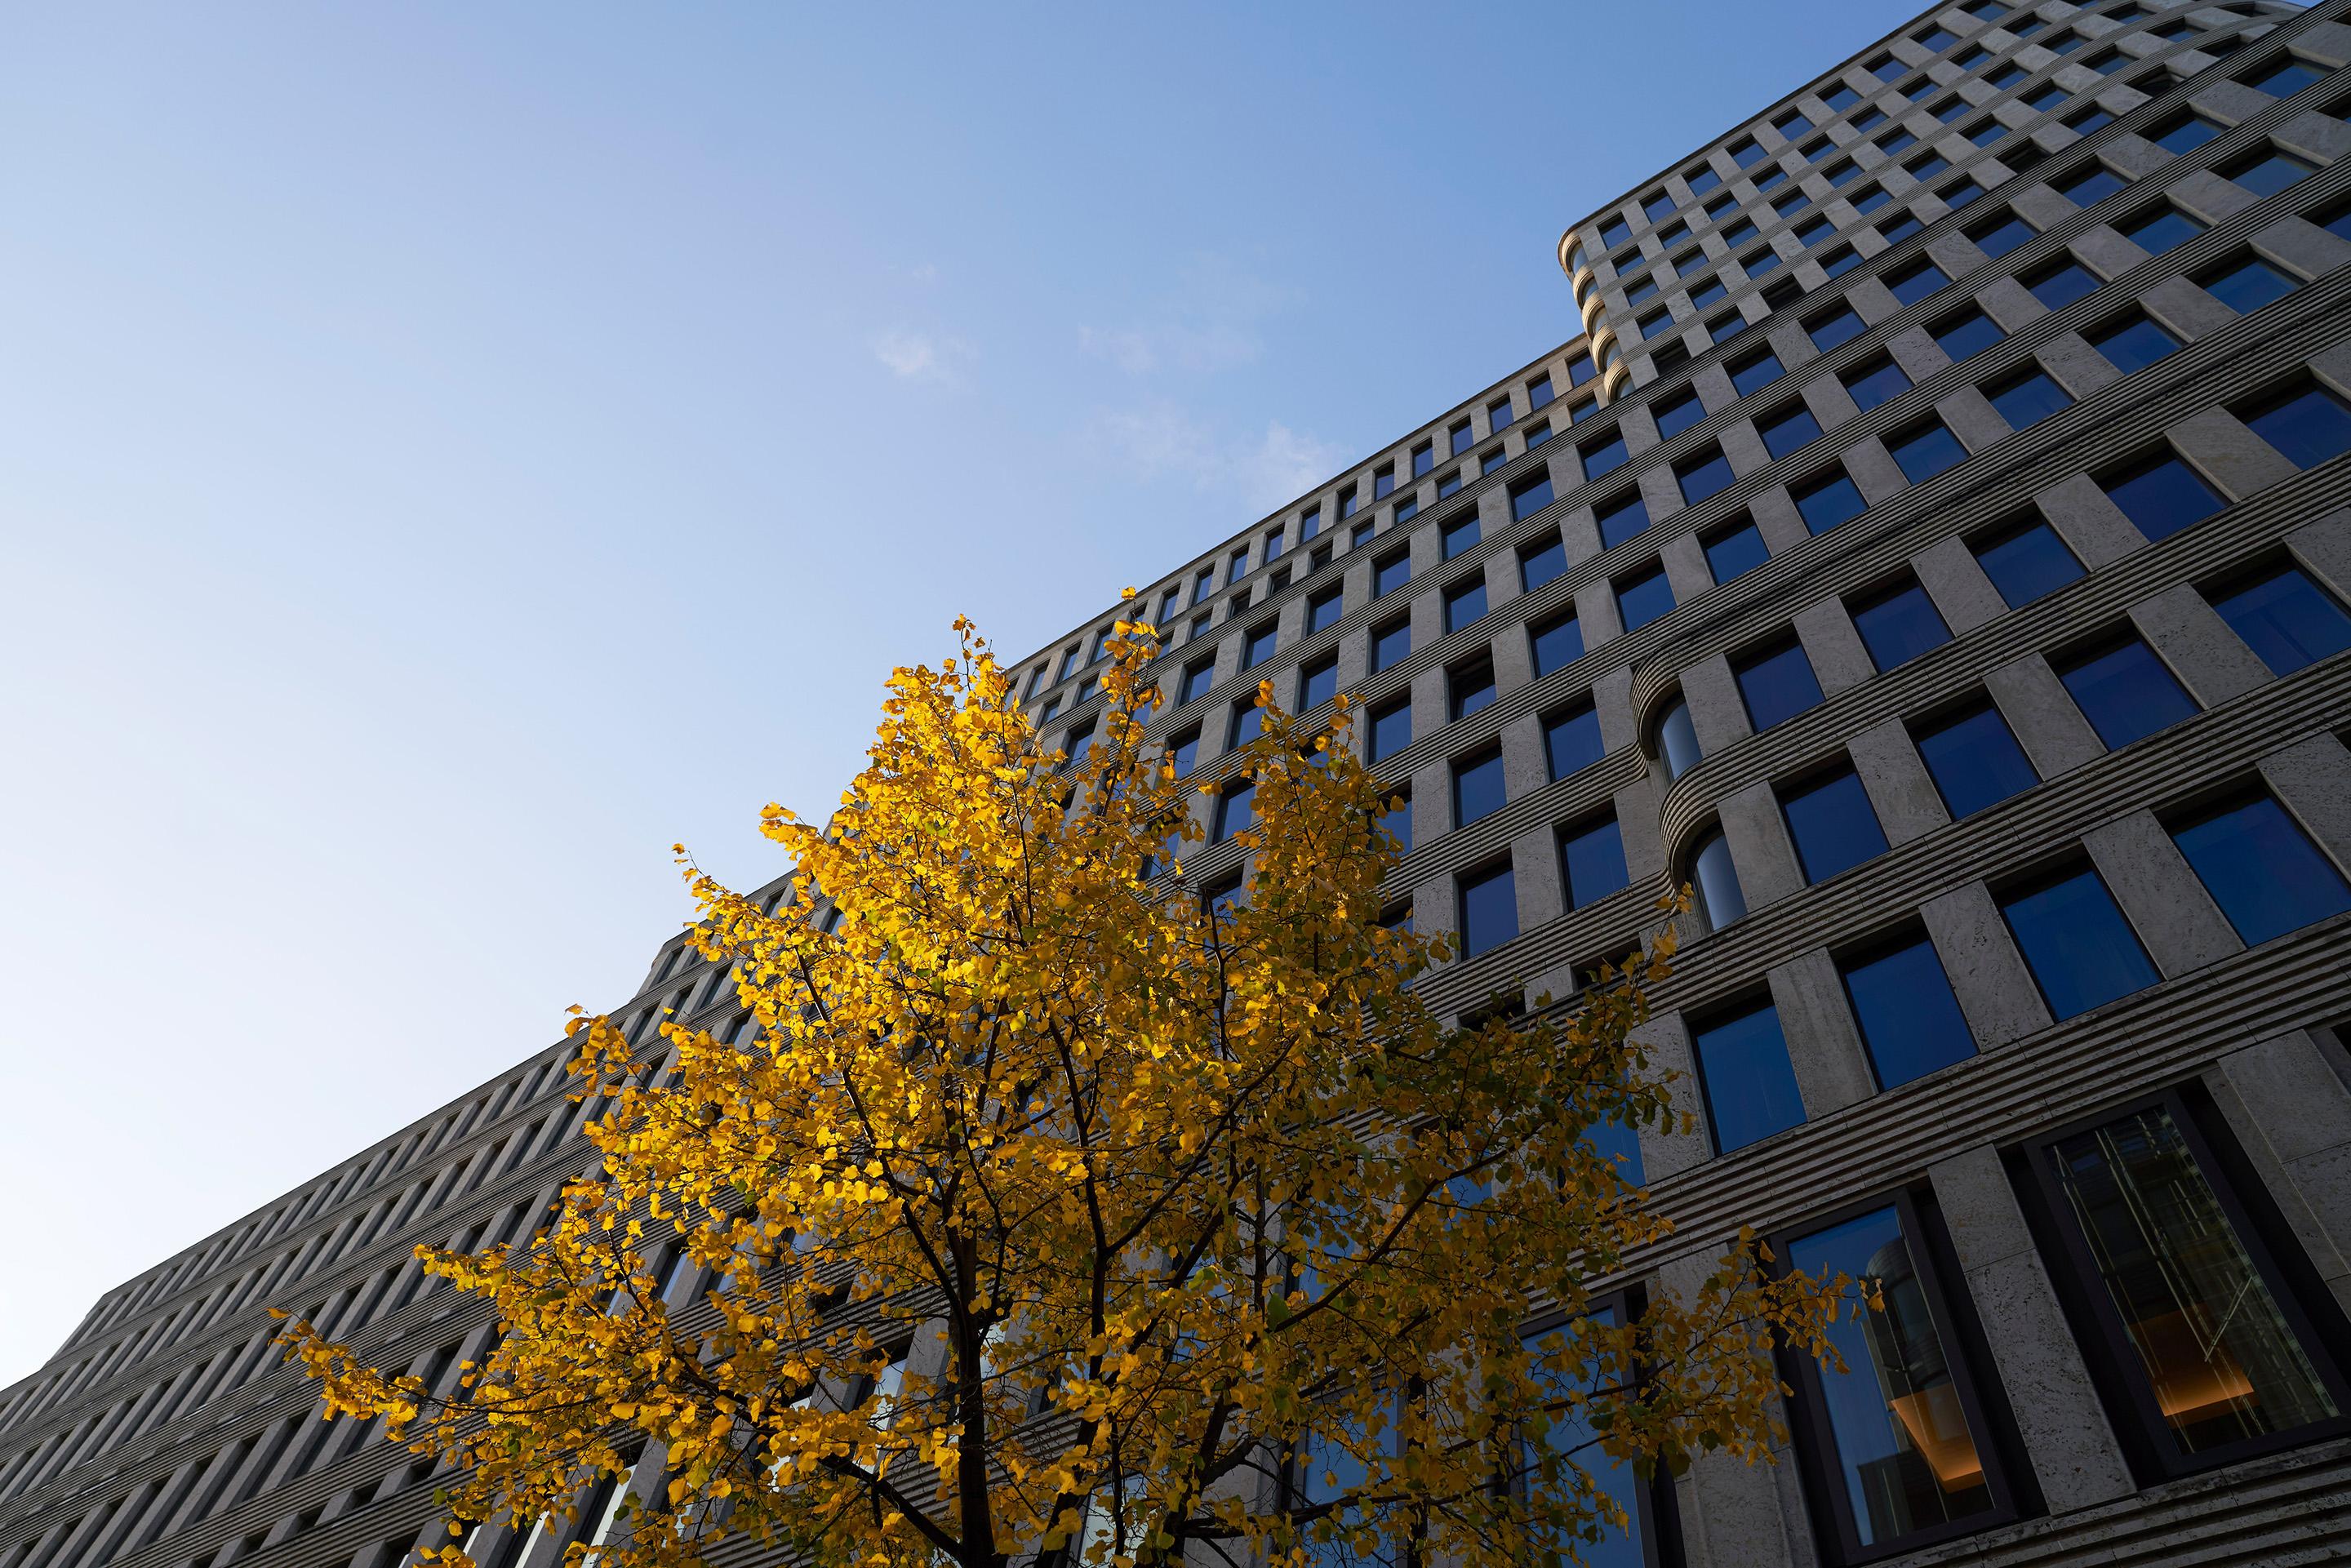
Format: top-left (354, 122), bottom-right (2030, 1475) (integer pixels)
top-left (279, 609), bottom-right (1847, 1568)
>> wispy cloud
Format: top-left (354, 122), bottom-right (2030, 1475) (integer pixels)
top-left (872, 329), bottom-right (971, 384)
top-left (1091, 402), bottom-right (1344, 513)
top-left (1079, 254), bottom-right (1296, 377)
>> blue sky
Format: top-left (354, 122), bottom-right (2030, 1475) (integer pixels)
top-left (0, 1), bottom-right (1920, 1380)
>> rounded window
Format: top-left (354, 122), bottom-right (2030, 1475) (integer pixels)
top-left (1657, 697), bottom-right (1703, 780)
top-left (1690, 828), bottom-right (1747, 931)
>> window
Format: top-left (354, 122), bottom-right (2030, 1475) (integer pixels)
top-left (1457, 863), bottom-right (1518, 957)
top-left (1638, 308), bottom-right (1675, 342)
top-left (1907, 152), bottom-right (1951, 183)
top-left (1851, 183), bottom-right (1892, 215)
top-left (1722, 216), bottom-right (1762, 247)
top-left (1226, 697), bottom-right (1267, 752)
top-left (1775, 107), bottom-right (1815, 135)
top-left (1616, 565), bottom-right (1676, 631)
top-left (1372, 617), bottom-right (1411, 673)
top-left (1932, 308), bottom-right (2004, 362)
top-left (1450, 419), bottom-right (1475, 456)
top-left (1691, 273), bottom-right (1731, 305)
top-left (1794, 466), bottom-right (1869, 533)
top-left (1735, 639), bottom-right (1824, 731)
top-left (1878, 128), bottom-right (1918, 156)
top-left (1242, 622), bottom-right (1278, 669)
top-left (1889, 419), bottom-right (1970, 482)
top-left (1580, 430), bottom-right (1629, 480)
top-left (2024, 1097), bottom-right (2351, 1472)
top-left (1808, 304), bottom-right (1866, 352)
top-left (1970, 209), bottom-right (2038, 255)
top-left (1783, 765), bottom-right (1888, 882)
top-left (1692, 999), bottom-right (1806, 1152)
top-left (2240, 383), bottom-right (2351, 469)
top-left (1967, 118), bottom-right (2007, 149)
top-left (1678, 446), bottom-right (1737, 504)
top-left (2058, 635), bottom-right (2198, 748)
top-left (1704, 516), bottom-right (1771, 582)
top-left (1595, 491), bottom-right (1651, 551)
top-left (1756, 166), bottom-right (1790, 193)
top-left (1647, 388), bottom-right (1704, 440)
top-left (1394, 492), bottom-right (1420, 523)
top-left (1642, 189), bottom-right (1676, 222)
top-left (1730, 347), bottom-right (1784, 396)
top-left (1545, 703), bottom-right (1604, 780)
top-left (2089, 312), bottom-right (2182, 376)
top-left (1211, 778), bottom-right (1256, 844)
top-left (2065, 104), bottom-right (2113, 135)
top-left (1179, 661), bottom-right (1215, 706)
top-left (1444, 577), bottom-right (1487, 634)
top-left (1825, 158), bottom-right (1860, 188)
top-left (1690, 826), bottom-right (1745, 928)
top-left (2243, 55), bottom-right (2323, 96)
top-left (1510, 472), bottom-right (1554, 522)
top-left (2020, 255), bottom-right (2100, 311)
top-left (2224, 148), bottom-right (2319, 199)
top-left (1774, 189), bottom-right (1814, 220)
top-left (1598, 215), bottom-right (1633, 248)
top-left (1449, 656), bottom-right (1496, 721)
top-left (1986, 364), bottom-right (2073, 429)
top-left (1743, 243), bottom-right (1785, 278)
top-left (2199, 253), bottom-right (2299, 315)
top-left (1916, 699), bottom-right (2038, 819)
top-left (2101, 451), bottom-right (2221, 542)
top-left (1940, 175), bottom-right (1986, 209)
top-left (1844, 356), bottom-right (1912, 412)
top-left (1369, 697), bottom-right (1412, 762)
top-left (2055, 163), bottom-right (2125, 209)
top-left (2004, 864), bottom-right (2161, 1017)
top-left (1561, 815), bottom-right (1630, 908)
top-left (1374, 551), bottom-right (1411, 598)
top-left (1451, 746), bottom-right (1507, 828)
top-left (2174, 790), bottom-right (2351, 945)
top-left (1438, 468), bottom-right (1464, 499)
top-left (1531, 610), bottom-right (1584, 677)
top-left (1567, 353), bottom-right (1599, 387)
top-left (1411, 440), bottom-right (1434, 478)
top-left (1915, 22), bottom-right (1957, 49)
top-left (1657, 696), bottom-right (1702, 781)
top-left (2120, 204), bottom-right (2206, 255)
top-left (1879, 211), bottom-right (1925, 244)
top-left (1823, 83), bottom-right (1861, 111)
top-left (2207, 563), bottom-right (2351, 675)
top-left (1351, 519), bottom-right (1376, 549)
top-left (1687, 162), bottom-right (1723, 195)
top-left (1524, 418), bottom-right (1553, 449)
top-left (1779, 1197), bottom-right (2009, 1554)
top-left (1842, 935), bottom-right (1978, 1086)
top-left (1886, 257), bottom-right (1949, 306)
top-left (1291, 653), bottom-right (1337, 712)
top-left (1227, 549), bottom-right (1250, 586)
top-left (1972, 513), bottom-right (2082, 607)
top-left (1851, 579), bottom-right (1951, 669)
top-left (1305, 587), bottom-right (1344, 637)
top-left (1480, 446), bottom-right (1509, 476)
top-left (1438, 514), bottom-right (1481, 562)
top-left (1758, 403), bottom-right (1823, 460)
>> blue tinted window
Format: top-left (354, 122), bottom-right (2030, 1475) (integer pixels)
top-left (1852, 184), bottom-right (1892, 215)
top-left (1940, 176), bottom-right (1985, 209)
top-left (2245, 57), bottom-right (2323, 96)
top-left (1974, 516), bottom-right (2082, 606)
top-left (2059, 638), bottom-right (2197, 748)
top-left (1308, 589), bottom-right (1344, 634)
top-left (2171, 795), bottom-right (2351, 946)
top-left (1705, 519), bottom-right (1771, 583)
top-left (1372, 619), bottom-right (1411, 672)
top-left (2001, 868), bottom-right (2158, 1019)
top-left (1180, 662), bottom-right (1215, 704)
top-left (1678, 447), bottom-right (1736, 504)
top-left (1562, 816), bottom-right (1630, 908)
top-left (1300, 657), bottom-right (1338, 711)
top-left (1165, 731), bottom-right (1200, 777)
top-left (1658, 699), bottom-right (1702, 780)
top-left (1520, 535), bottom-right (1567, 592)
top-left (2103, 454), bottom-right (2220, 542)
top-left (1794, 469), bottom-right (1868, 534)
top-left (1655, 390), bottom-right (1705, 438)
top-left (1369, 699), bottom-right (1413, 762)
top-left (1744, 245), bottom-right (1784, 278)
top-left (2242, 384), bottom-right (2351, 469)
top-left (1596, 492), bottom-right (1651, 550)
top-left (1451, 421), bottom-right (1476, 456)
top-left (2024, 260), bottom-right (2099, 310)
top-left (1971, 211), bottom-right (2038, 254)
top-left (1546, 704), bottom-right (1605, 780)
top-left (1581, 432), bottom-right (1629, 479)
top-left (1375, 553), bottom-right (1411, 597)
top-left (1451, 660), bottom-right (1496, 722)
top-left (1212, 780), bottom-right (1255, 842)
top-left (1693, 1002), bottom-right (1807, 1152)
top-left (1878, 212), bottom-right (1924, 244)
top-left (1933, 309), bottom-right (2004, 361)
top-left (1890, 420), bottom-right (1968, 482)
top-left (1511, 474), bottom-right (1555, 522)
top-left (2058, 166), bottom-right (2124, 207)
top-left (1916, 702), bottom-right (2038, 817)
top-left (1481, 446), bottom-right (1509, 475)
top-left (1988, 366), bottom-right (2073, 429)
top-left (2227, 149), bottom-right (2318, 198)
top-left (1759, 405), bottom-right (1823, 460)
top-left (1438, 469), bottom-right (1463, 498)
top-left (1411, 442), bottom-right (1434, 477)
top-left (1852, 581), bottom-right (1950, 669)
top-left (1453, 748), bottom-right (1507, 827)
top-left (1887, 260), bottom-right (1948, 306)
top-left (1458, 864), bottom-right (1518, 957)
top-left (1243, 624), bottom-right (1278, 669)
top-left (1842, 936), bottom-right (1977, 1087)
top-left (1810, 307), bottom-right (1866, 352)
top-left (1691, 828), bottom-right (1744, 926)
top-left (1731, 349), bottom-right (1784, 396)
top-left (1736, 641), bottom-right (1823, 730)
top-left (1782, 766), bottom-right (1888, 882)
top-left (1844, 358), bottom-right (1912, 412)
top-left (1531, 613), bottom-right (1584, 679)
top-left (2121, 207), bottom-right (2204, 255)
top-left (1442, 515), bottom-right (1480, 560)
top-left (2201, 255), bottom-right (2298, 314)
top-left (1445, 579), bottom-right (1487, 634)
top-left (2210, 565), bottom-right (2351, 674)
top-left (1381, 793), bottom-right (1411, 854)
top-left (1617, 566), bottom-right (1676, 631)
top-left (2090, 313), bottom-right (2181, 375)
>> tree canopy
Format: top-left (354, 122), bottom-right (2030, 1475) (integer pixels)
top-left (280, 610), bottom-right (1847, 1568)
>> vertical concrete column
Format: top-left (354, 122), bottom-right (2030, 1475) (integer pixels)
top-left (1920, 881), bottom-right (2053, 1049)
top-left (1513, 824), bottom-right (1567, 933)
top-left (2167, 405), bottom-right (2302, 500)
top-left (1925, 1145), bottom-right (2136, 1512)
top-left (1615, 773), bottom-right (1665, 886)
top-left (2038, 331), bottom-right (2125, 402)
top-left (1910, 535), bottom-right (2007, 635)
top-left (1717, 780), bottom-right (1804, 912)
top-left (2207, 1029), bottom-right (2351, 1318)
top-left (1653, 1246), bottom-right (1810, 1568)
top-left (2127, 583), bottom-right (2272, 708)
top-left (2258, 733), bottom-right (2351, 873)
top-left (1793, 597), bottom-right (1877, 697)
top-left (1408, 663), bottom-right (1448, 756)
top-left (1627, 1014), bottom-right (1712, 1184)
top-left (1750, 486), bottom-right (1811, 555)
top-left (1984, 653), bottom-right (2104, 778)
top-left (2033, 473), bottom-right (2144, 566)
top-left (1765, 948), bottom-right (1878, 1115)
top-left (1847, 717), bottom-right (1948, 846)
top-left (1575, 578), bottom-right (1624, 650)
top-left (2082, 810), bottom-right (2241, 976)
top-left (2287, 509), bottom-right (2351, 602)
top-left (1499, 710), bottom-right (1549, 802)
top-left (1411, 757), bottom-right (1452, 850)
top-left (1681, 655), bottom-right (1751, 754)
top-left (1660, 531), bottom-right (1716, 610)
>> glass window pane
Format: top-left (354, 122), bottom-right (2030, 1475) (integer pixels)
top-left (1845, 358), bottom-right (1912, 412)
top-left (1783, 768), bottom-right (1889, 883)
top-left (1546, 705), bottom-right (1605, 780)
top-left (1693, 829), bottom-right (1747, 928)
top-left (2090, 314), bottom-right (2182, 375)
top-left (1656, 390), bottom-right (1704, 438)
top-left (1373, 620), bottom-right (1411, 672)
top-left (2202, 256), bottom-right (2297, 314)
top-left (2000, 868), bottom-right (2158, 1019)
top-left (1786, 1205), bottom-right (1997, 1545)
top-left (1300, 659), bottom-right (1338, 710)
top-left (2025, 260), bottom-right (2100, 310)
top-left (1852, 583), bottom-right (1951, 670)
top-left (2242, 386), bottom-right (2351, 469)
top-left (1933, 310), bottom-right (2004, 361)
top-left (1370, 700), bottom-right (1412, 762)
top-left (1617, 567), bottom-right (1676, 631)
top-left (2103, 455), bottom-right (2221, 542)
top-left (1443, 516), bottom-right (1481, 559)
top-left (1531, 611), bottom-right (1584, 677)
top-left (1458, 864), bottom-right (1518, 957)
top-left (1974, 517), bottom-right (2083, 606)
top-left (1446, 580), bottom-right (1487, 633)
top-left (1915, 703), bottom-right (2038, 818)
top-left (2209, 565), bottom-right (2351, 675)
top-left (1796, 470), bottom-right (1868, 534)
top-left (1658, 699), bottom-right (1703, 780)
top-left (1596, 492), bottom-right (1652, 550)
top-left (1736, 642), bottom-right (1824, 731)
top-left (1562, 817), bottom-right (1629, 908)
top-left (1988, 368), bottom-right (2073, 429)
top-left (1732, 349), bottom-right (1785, 396)
top-left (1842, 939), bottom-right (1977, 1087)
top-left (1761, 406), bottom-right (1824, 460)
top-left (1213, 780), bottom-right (1255, 842)
top-left (1518, 1308), bottom-right (1651, 1566)
top-left (2047, 1104), bottom-right (2342, 1458)
top-left (1453, 749), bottom-right (1508, 828)
top-left (2058, 638), bottom-right (2197, 748)
top-left (1706, 519), bottom-right (1771, 583)
top-left (2171, 795), bottom-right (2351, 946)
top-left (1693, 1002), bottom-right (1806, 1152)
top-left (1520, 535), bottom-right (1568, 592)
top-left (1678, 448), bottom-right (1736, 503)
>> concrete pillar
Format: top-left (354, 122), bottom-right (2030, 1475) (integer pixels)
top-left (2129, 582), bottom-right (2273, 708)
top-left (1920, 880), bottom-right (2053, 1049)
top-left (1793, 597), bottom-right (1877, 696)
top-left (1661, 531), bottom-right (1717, 610)
top-left (1925, 1146), bottom-right (2135, 1511)
top-left (2037, 331), bottom-right (2125, 402)
top-left (2206, 1029), bottom-right (2351, 1318)
top-left (1765, 948), bottom-right (1877, 1116)
top-left (2168, 405), bottom-right (2303, 501)
top-left (1718, 780), bottom-right (1805, 911)
top-left (1847, 717), bottom-right (1949, 846)
top-left (1682, 655), bottom-right (1751, 755)
top-left (2258, 733), bottom-right (2351, 874)
top-left (2082, 809), bottom-right (2241, 977)
top-left (2032, 473), bottom-right (2143, 567)
top-left (1910, 535), bottom-right (2007, 635)
top-left (1513, 824), bottom-right (1567, 932)
top-left (1984, 653), bottom-right (2105, 777)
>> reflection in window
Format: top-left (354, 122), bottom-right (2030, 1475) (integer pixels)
top-left (1841, 936), bottom-right (1975, 1087)
top-left (1515, 1304), bottom-right (1654, 1567)
top-left (1785, 1203), bottom-right (1998, 1549)
top-left (2042, 1103), bottom-right (2342, 1462)
top-left (1999, 867), bottom-right (2158, 1019)
top-left (2207, 564), bottom-right (2351, 675)
top-left (1692, 999), bottom-right (1805, 1153)
top-left (1691, 828), bottom-right (1747, 931)
top-left (2169, 793), bottom-right (2351, 946)
top-left (1657, 698), bottom-right (1702, 780)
